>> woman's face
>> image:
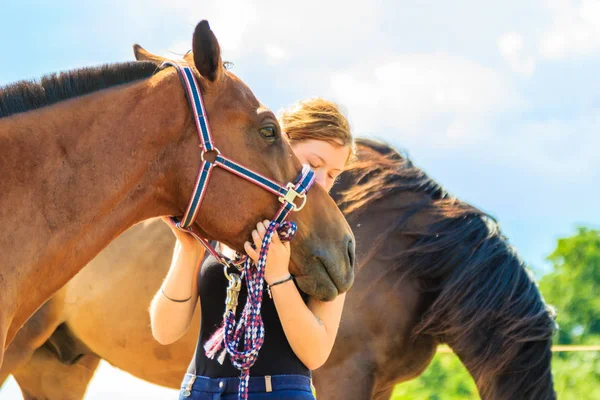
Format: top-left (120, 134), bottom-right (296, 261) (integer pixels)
top-left (291, 139), bottom-right (350, 192)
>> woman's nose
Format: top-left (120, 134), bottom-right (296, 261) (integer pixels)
top-left (314, 170), bottom-right (327, 189)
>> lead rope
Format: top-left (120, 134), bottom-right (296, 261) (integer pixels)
top-left (204, 220), bottom-right (296, 400)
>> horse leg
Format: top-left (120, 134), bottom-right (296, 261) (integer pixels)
top-left (0, 331), bottom-right (31, 384)
top-left (13, 346), bottom-right (100, 400)
top-left (0, 339), bottom-right (33, 386)
top-left (13, 318), bottom-right (99, 400)
top-left (313, 354), bottom-right (376, 400)
top-left (0, 295), bottom-right (66, 383)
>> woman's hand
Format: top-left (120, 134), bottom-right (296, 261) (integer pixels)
top-left (161, 217), bottom-right (198, 251)
top-left (150, 217), bottom-right (206, 345)
top-left (244, 220), bottom-right (291, 285)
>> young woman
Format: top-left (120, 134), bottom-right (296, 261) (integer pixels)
top-left (150, 98), bottom-right (354, 400)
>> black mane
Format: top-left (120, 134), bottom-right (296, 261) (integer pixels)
top-left (334, 138), bottom-right (451, 215)
top-left (0, 61), bottom-right (159, 119)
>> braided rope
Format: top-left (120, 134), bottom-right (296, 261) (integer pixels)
top-left (204, 220), bottom-right (297, 400)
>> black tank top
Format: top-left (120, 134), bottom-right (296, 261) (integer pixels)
top-left (188, 251), bottom-right (311, 377)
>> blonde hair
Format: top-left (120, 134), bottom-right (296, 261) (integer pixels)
top-left (278, 98), bottom-right (355, 162)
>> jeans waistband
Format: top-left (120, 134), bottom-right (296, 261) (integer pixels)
top-left (181, 374), bottom-right (312, 394)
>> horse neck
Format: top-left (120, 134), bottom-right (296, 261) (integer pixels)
top-left (0, 72), bottom-right (190, 342)
top-left (450, 332), bottom-right (556, 399)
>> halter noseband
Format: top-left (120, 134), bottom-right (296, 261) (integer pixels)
top-left (161, 60), bottom-right (315, 267)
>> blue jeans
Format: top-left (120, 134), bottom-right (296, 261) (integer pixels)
top-left (178, 374), bottom-right (316, 400)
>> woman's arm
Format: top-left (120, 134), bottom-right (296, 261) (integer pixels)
top-left (271, 283), bottom-right (345, 370)
top-left (149, 218), bottom-right (205, 345)
top-left (244, 220), bottom-right (346, 370)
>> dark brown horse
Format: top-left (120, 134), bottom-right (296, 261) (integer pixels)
top-left (0, 20), bottom-right (354, 366)
top-left (1, 140), bottom-right (556, 399)
top-left (318, 139), bottom-right (557, 399)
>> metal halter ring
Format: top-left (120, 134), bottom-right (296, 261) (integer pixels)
top-left (278, 183), bottom-right (307, 211)
top-left (222, 262), bottom-right (234, 281)
top-left (200, 147), bottom-right (221, 163)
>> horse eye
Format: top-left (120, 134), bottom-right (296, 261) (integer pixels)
top-left (259, 125), bottom-right (277, 138)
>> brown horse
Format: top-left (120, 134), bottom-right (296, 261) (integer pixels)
top-left (0, 20), bottom-right (355, 364)
top-left (1, 140), bottom-right (556, 399)
top-left (323, 140), bottom-right (556, 399)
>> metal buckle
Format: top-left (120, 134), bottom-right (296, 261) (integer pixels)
top-left (279, 183), bottom-right (307, 211)
top-left (200, 147), bottom-right (221, 163)
top-left (224, 273), bottom-right (242, 315)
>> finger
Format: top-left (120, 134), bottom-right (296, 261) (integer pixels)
top-left (252, 230), bottom-right (262, 249)
top-left (271, 231), bottom-right (282, 245)
top-left (283, 241), bottom-right (291, 252)
top-left (244, 241), bottom-right (258, 261)
top-left (264, 220), bottom-right (274, 233)
top-left (244, 241), bottom-right (257, 259)
top-left (256, 221), bottom-right (267, 237)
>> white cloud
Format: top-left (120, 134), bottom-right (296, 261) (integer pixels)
top-left (499, 32), bottom-right (525, 58)
top-left (264, 45), bottom-right (288, 65)
top-left (200, 1), bottom-right (259, 58)
top-left (328, 53), bottom-right (524, 148)
top-left (495, 1), bottom-right (600, 69)
top-left (491, 111), bottom-right (600, 180)
top-left (539, 0), bottom-right (600, 59)
top-left (122, 0), bottom-right (259, 60)
top-left (497, 32), bottom-right (536, 76)
top-left (110, 0), bottom-right (596, 186)
top-left (132, 0), bottom-right (387, 67)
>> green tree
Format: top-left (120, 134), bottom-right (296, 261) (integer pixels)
top-left (539, 227), bottom-right (600, 344)
top-left (390, 353), bottom-right (478, 400)
top-left (538, 227), bottom-right (600, 399)
top-left (389, 226), bottom-right (600, 399)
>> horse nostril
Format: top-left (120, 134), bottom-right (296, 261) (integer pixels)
top-left (347, 237), bottom-right (356, 269)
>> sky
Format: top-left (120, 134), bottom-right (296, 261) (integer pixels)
top-left (1, 0), bottom-right (599, 395)
top-left (2, 0), bottom-right (599, 272)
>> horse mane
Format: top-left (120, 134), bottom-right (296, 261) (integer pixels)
top-left (334, 138), bottom-right (557, 398)
top-left (0, 61), bottom-right (159, 119)
top-left (336, 138), bottom-right (450, 215)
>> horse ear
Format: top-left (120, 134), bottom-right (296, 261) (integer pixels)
top-left (192, 20), bottom-right (223, 82)
top-left (132, 44), bottom-right (166, 64)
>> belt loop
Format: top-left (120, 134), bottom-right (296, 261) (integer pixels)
top-left (265, 375), bottom-right (272, 392)
top-left (182, 375), bottom-right (196, 397)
